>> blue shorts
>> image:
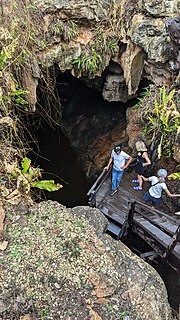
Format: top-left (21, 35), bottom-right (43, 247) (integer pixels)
top-left (143, 191), bottom-right (161, 205)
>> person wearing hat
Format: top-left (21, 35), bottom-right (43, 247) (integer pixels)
top-left (142, 168), bottom-right (180, 205)
top-left (132, 141), bottom-right (151, 191)
top-left (104, 145), bottom-right (132, 196)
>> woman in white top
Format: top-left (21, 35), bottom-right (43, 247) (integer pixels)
top-left (142, 168), bottom-right (180, 205)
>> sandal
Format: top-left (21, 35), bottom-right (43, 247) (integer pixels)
top-left (133, 186), bottom-right (142, 191)
top-left (132, 179), bottom-right (139, 183)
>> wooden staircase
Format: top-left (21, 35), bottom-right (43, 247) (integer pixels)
top-left (87, 169), bottom-right (180, 272)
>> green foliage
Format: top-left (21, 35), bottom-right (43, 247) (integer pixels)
top-left (50, 19), bottom-right (78, 42)
top-left (108, 39), bottom-right (118, 55)
top-left (134, 86), bottom-right (179, 159)
top-left (23, 157), bottom-right (62, 191)
top-left (67, 20), bottom-right (78, 41)
top-left (32, 180), bottom-right (61, 191)
top-left (133, 86), bottom-right (150, 109)
top-left (71, 26), bottom-right (118, 76)
top-left (10, 88), bottom-right (29, 106)
top-left (51, 21), bottom-right (63, 36)
top-left (0, 37), bottom-right (19, 70)
top-left (26, 3), bottom-right (38, 10)
top-left (72, 48), bottom-right (102, 75)
top-left (168, 172), bottom-right (180, 180)
top-left (20, 157), bottom-right (62, 192)
top-left (121, 19), bottom-right (125, 30)
top-left (21, 157), bottom-right (31, 173)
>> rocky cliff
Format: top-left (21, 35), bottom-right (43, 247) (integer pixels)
top-left (0, 0), bottom-right (179, 109)
top-left (0, 201), bottom-right (173, 319)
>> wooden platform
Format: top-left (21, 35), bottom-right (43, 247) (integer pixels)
top-left (87, 169), bottom-right (180, 272)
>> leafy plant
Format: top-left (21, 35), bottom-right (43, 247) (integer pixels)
top-left (51, 21), bottom-right (63, 37)
top-left (20, 157), bottom-right (62, 192)
top-left (168, 172), bottom-right (180, 180)
top-left (32, 180), bottom-right (61, 191)
top-left (10, 88), bottom-right (29, 106)
top-left (133, 86), bottom-right (150, 109)
top-left (0, 37), bottom-right (19, 70)
top-left (108, 39), bottom-right (118, 55)
top-left (72, 47), bottom-right (102, 75)
top-left (67, 20), bottom-right (78, 41)
top-left (134, 86), bottom-right (179, 159)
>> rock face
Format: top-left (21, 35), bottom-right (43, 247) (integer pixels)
top-left (1, 201), bottom-right (173, 319)
top-left (1, 0), bottom-right (179, 109)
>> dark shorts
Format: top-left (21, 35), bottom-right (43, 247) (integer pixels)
top-left (135, 163), bottom-right (145, 175)
top-left (135, 166), bottom-right (145, 175)
top-left (143, 191), bottom-right (161, 205)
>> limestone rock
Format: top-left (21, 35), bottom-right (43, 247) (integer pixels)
top-left (139, 0), bottom-right (179, 17)
top-left (102, 74), bottom-right (129, 102)
top-left (34, 0), bottom-right (110, 22)
top-left (131, 15), bottom-right (173, 63)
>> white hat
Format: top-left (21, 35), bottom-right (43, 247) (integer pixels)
top-left (157, 169), bottom-right (168, 178)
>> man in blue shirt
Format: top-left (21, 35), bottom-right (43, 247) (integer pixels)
top-left (104, 145), bottom-right (132, 196)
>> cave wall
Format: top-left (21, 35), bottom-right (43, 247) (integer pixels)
top-left (0, 0), bottom-right (179, 109)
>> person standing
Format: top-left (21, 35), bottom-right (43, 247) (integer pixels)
top-left (142, 168), bottom-right (180, 205)
top-left (104, 145), bottom-right (132, 196)
top-left (132, 141), bottom-right (151, 191)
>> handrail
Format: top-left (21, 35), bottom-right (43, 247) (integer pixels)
top-left (134, 200), bottom-right (179, 224)
top-left (163, 225), bottom-right (180, 258)
top-left (87, 168), bottom-right (110, 196)
top-left (134, 208), bottom-right (178, 237)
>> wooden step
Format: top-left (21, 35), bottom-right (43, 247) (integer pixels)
top-left (106, 222), bottom-right (122, 237)
top-left (160, 222), bottom-right (178, 234)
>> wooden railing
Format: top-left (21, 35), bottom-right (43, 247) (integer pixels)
top-left (128, 201), bottom-right (180, 267)
top-left (87, 168), bottom-right (111, 206)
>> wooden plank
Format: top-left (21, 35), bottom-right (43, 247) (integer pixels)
top-left (160, 222), bottom-right (178, 234)
top-left (134, 219), bottom-right (180, 258)
top-left (87, 169), bottom-right (110, 195)
top-left (100, 207), bottom-right (125, 225)
top-left (152, 218), bottom-right (167, 224)
top-left (101, 201), bottom-right (128, 217)
top-left (140, 251), bottom-right (159, 259)
top-left (106, 222), bottom-right (121, 236)
top-left (134, 211), bottom-right (179, 236)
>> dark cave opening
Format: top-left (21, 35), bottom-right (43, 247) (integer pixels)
top-left (30, 69), bottom-right (138, 206)
top-left (31, 124), bottom-right (90, 207)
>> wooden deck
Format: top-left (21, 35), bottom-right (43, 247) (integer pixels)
top-left (87, 169), bottom-right (180, 272)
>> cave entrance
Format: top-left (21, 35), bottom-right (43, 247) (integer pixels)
top-left (31, 124), bottom-right (90, 207)
top-left (29, 68), bottom-right (139, 207)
